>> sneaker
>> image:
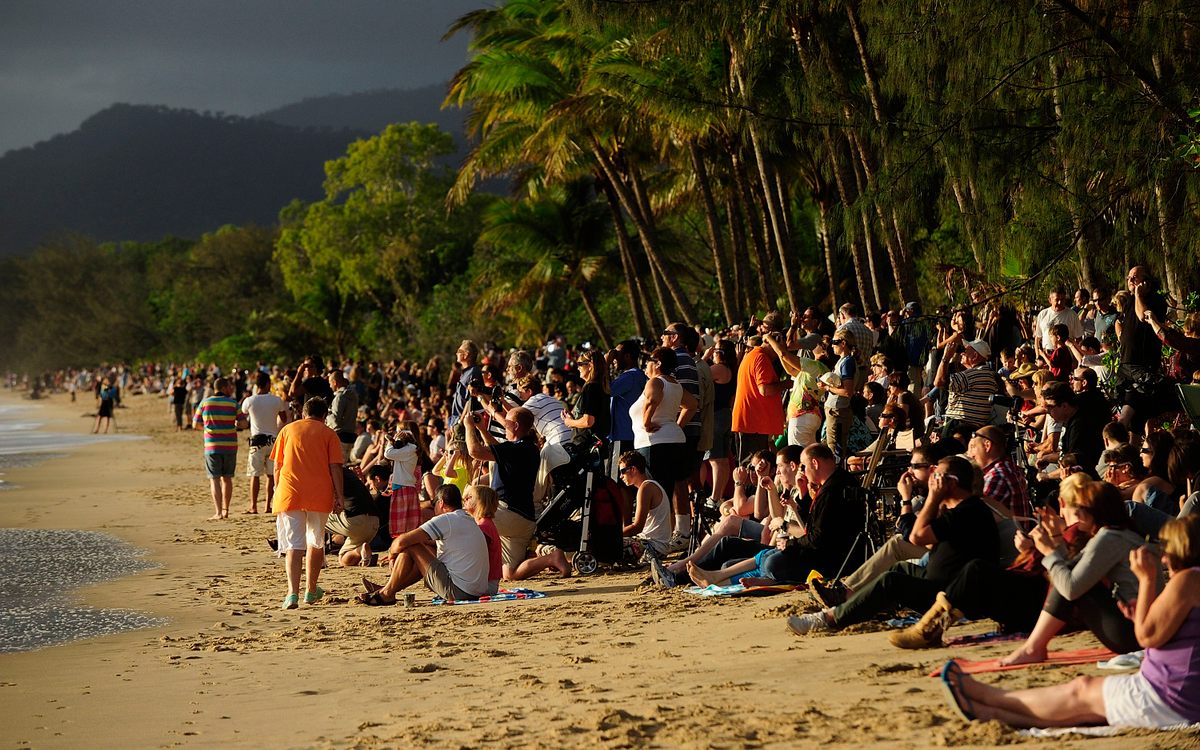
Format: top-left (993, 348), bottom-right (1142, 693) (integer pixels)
top-left (665, 533), bottom-right (689, 555)
top-left (649, 557), bottom-right (678, 588)
top-left (811, 579), bottom-right (848, 608)
top-left (281, 593), bottom-right (299, 610)
top-left (304, 586), bottom-right (325, 605)
top-left (786, 612), bottom-right (829, 636)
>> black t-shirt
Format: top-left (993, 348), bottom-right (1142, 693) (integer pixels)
top-left (925, 494), bottom-right (999, 582)
top-left (1061, 390), bottom-right (1109, 473)
top-left (341, 468), bottom-right (375, 517)
top-left (572, 382), bottom-right (611, 445)
top-left (1120, 290), bottom-right (1168, 369)
top-left (301, 376), bottom-right (334, 405)
top-left (490, 436), bottom-right (539, 520)
top-left (171, 386), bottom-right (188, 405)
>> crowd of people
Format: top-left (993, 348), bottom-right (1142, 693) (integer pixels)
top-left (14, 262), bottom-right (1200, 732)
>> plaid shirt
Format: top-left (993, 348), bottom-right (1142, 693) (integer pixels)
top-left (983, 457), bottom-right (1032, 520)
top-left (837, 317), bottom-right (876, 369)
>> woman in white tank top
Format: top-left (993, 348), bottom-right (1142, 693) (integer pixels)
top-left (627, 348), bottom-right (698, 503)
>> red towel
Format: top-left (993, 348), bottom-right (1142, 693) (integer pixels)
top-left (928, 646), bottom-right (1117, 677)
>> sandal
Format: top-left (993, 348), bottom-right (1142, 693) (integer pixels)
top-left (939, 659), bottom-right (977, 721)
top-left (361, 576), bottom-right (383, 594)
top-left (358, 590), bottom-right (396, 607)
top-left (281, 593), bottom-right (299, 610)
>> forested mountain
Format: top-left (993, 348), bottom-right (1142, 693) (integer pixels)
top-left (255, 85), bottom-right (465, 138)
top-left (0, 104), bottom-right (368, 257)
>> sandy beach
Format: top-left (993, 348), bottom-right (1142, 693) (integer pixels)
top-left (0, 390), bottom-right (1194, 749)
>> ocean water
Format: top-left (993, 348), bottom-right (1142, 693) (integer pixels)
top-left (0, 401), bottom-right (163, 651)
top-left (0, 402), bottom-right (143, 487)
top-left (0, 529), bottom-right (165, 652)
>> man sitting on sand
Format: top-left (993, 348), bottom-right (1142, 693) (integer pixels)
top-left (653, 444), bottom-right (862, 588)
top-left (787, 455), bottom-right (998, 636)
top-left (464, 406), bottom-right (571, 578)
top-left (359, 485), bottom-right (490, 605)
top-left (325, 467), bottom-right (380, 568)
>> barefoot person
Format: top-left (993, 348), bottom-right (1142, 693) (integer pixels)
top-left (942, 515), bottom-right (1200, 729)
top-left (270, 397), bottom-right (344, 610)
top-left (194, 376), bottom-right (239, 520)
top-left (359, 485), bottom-right (490, 605)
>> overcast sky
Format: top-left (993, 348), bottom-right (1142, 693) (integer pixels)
top-left (0, 0), bottom-right (486, 154)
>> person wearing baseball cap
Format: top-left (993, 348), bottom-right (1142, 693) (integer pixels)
top-left (934, 336), bottom-right (999, 440)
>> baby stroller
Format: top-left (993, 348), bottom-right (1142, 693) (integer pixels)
top-left (535, 440), bottom-right (625, 574)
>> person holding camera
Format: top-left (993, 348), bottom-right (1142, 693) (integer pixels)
top-left (239, 371), bottom-right (289, 514)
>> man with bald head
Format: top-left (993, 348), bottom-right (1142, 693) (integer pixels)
top-left (464, 405), bottom-right (570, 579)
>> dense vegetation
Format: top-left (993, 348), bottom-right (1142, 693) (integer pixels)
top-left (2, 0), bottom-right (1198, 372)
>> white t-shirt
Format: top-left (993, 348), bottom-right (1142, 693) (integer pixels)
top-left (1035, 307), bottom-right (1083, 350)
top-left (420, 509), bottom-right (489, 596)
top-left (240, 393), bottom-right (288, 437)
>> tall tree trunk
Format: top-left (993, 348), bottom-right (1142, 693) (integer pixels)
top-left (943, 156), bottom-right (985, 273)
top-left (824, 131), bottom-right (871, 310)
top-left (730, 148), bottom-right (775, 309)
top-left (577, 285), bottom-right (611, 351)
top-left (689, 141), bottom-right (736, 324)
top-left (1154, 178), bottom-right (1181, 303)
top-left (599, 176), bottom-right (652, 340)
top-left (590, 138), bottom-right (697, 322)
top-left (816, 199), bottom-right (839, 310)
top-left (746, 122), bottom-right (800, 312)
top-left (1049, 58), bottom-right (1098, 291)
top-left (848, 148), bottom-right (884, 310)
top-left (726, 193), bottom-right (753, 318)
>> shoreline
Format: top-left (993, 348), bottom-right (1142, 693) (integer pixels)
top-left (0, 390), bottom-right (1179, 748)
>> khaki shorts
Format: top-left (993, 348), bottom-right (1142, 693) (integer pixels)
top-left (493, 506), bottom-right (537, 569)
top-left (325, 512), bottom-right (380, 552)
top-left (246, 444), bottom-right (274, 477)
top-left (422, 557), bottom-right (477, 601)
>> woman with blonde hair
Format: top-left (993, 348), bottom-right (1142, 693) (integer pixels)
top-left (943, 514), bottom-right (1200, 729)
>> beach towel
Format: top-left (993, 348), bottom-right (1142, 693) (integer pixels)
top-left (429, 588), bottom-right (547, 605)
top-left (928, 646), bottom-right (1116, 677)
top-left (683, 583), bottom-right (805, 597)
top-left (1021, 723), bottom-right (1200, 738)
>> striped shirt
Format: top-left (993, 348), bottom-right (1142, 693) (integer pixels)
top-left (945, 365), bottom-right (997, 426)
top-left (523, 392), bottom-right (572, 446)
top-left (673, 348), bottom-right (701, 434)
top-left (195, 395), bottom-right (239, 453)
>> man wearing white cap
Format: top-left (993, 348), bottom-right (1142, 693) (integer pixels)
top-left (934, 338), bottom-right (998, 439)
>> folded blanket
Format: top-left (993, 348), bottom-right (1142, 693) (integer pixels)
top-left (682, 583), bottom-right (804, 598)
top-left (429, 588), bottom-right (547, 605)
top-left (928, 647), bottom-right (1116, 677)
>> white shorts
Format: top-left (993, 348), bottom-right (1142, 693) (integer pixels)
top-left (1103, 672), bottom-right (1190, 729)
top-left (275, 511), bottom-right (329, 552)
top-left (246, 444), bottom-right (274, 477)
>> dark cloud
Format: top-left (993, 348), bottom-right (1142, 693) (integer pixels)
top-left (0, 0), bottom-right (486, 153)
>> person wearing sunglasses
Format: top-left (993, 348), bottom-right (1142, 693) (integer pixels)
top-left (789, 455), bottom-right (998, 637)
top-left (811, 446), bottom-right (938, 608)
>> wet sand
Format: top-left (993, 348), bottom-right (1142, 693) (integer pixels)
top-left (0, 391), bottom-right (1192, 749)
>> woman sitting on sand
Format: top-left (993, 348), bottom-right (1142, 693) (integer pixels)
top-left (942, 515), bottom-right (1200, 729)
top-left (997, 479), bottom-right (1151, 666)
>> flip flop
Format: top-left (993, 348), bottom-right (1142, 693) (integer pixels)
top-left (358, 590), bottom-right (396, 606)
top-left (939, 659), bottom-right (977, 721)
top-left (361, 576), bottom-right (383, 594)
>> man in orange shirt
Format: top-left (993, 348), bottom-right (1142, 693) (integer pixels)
top-left (731, 312), bottom-right (788, 461)
top-left (270, 397), bottom-right (345, 610)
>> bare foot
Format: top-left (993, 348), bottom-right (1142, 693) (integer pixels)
top-left (549, 549), bottom-right (573, 577)
top-left (685, 561), bottom-right (720, 587)
top-left (206, 514), bottom-right (223, 521)
top-left (998, 644), bottom-right (1047, 666)
top-left (242, 508), bottom-right (258, 514)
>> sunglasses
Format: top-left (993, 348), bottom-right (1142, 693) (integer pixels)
top-left (910, 462), bottom-right (931, 469)
top-left (832, 339), bottom-right (846, 345)
top-left (1068, 376), bottom-right (1085, 382)
top-left (618, 466), bottom-right (632, 475)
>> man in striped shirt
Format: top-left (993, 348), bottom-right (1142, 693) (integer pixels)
top-left (195, 377), bottom-right (239, 520)
top-left (935, 338), bottom-right (998, 440)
